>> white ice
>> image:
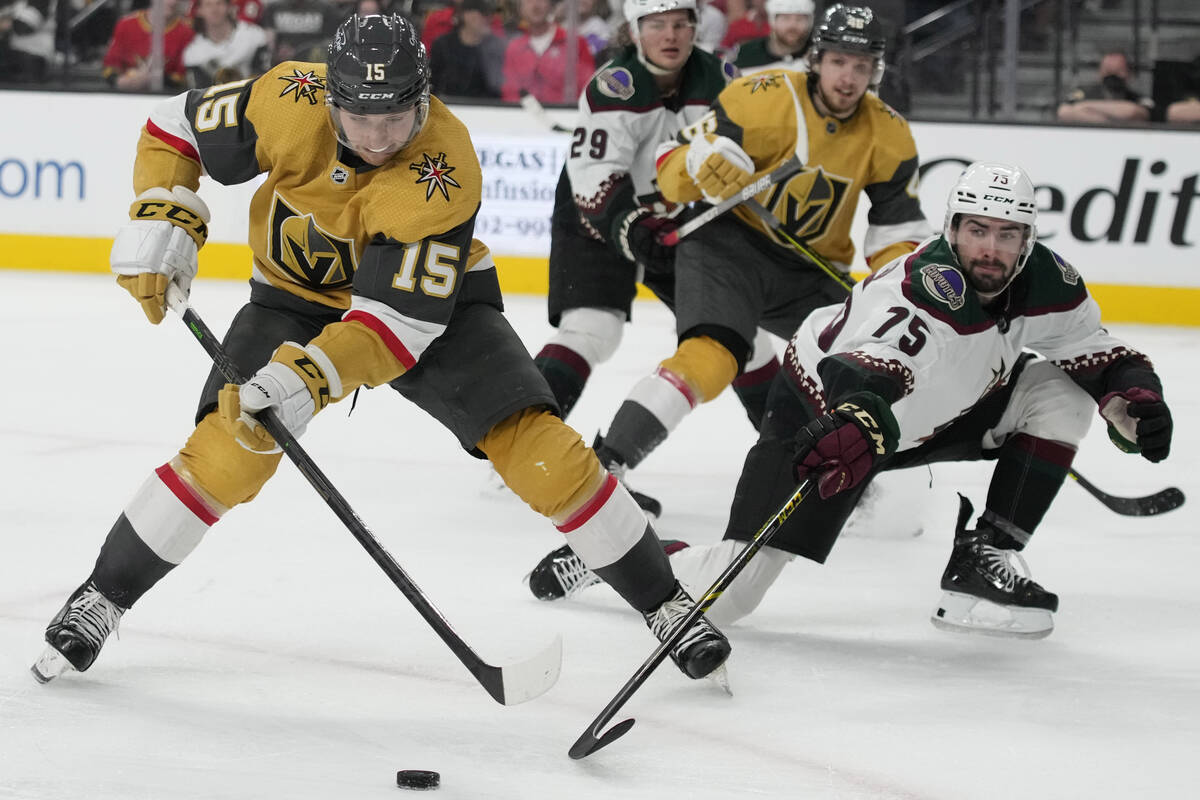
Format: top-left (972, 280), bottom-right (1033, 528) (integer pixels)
top-left (1, 271), bottom-right (1196, 799)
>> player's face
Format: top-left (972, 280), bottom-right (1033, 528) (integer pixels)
top-left (814, 49), bottom-right (875, 117)
top-left (952, 215), bottom-right (1027, 295)
top-left (638, 10), bottom-right (696, 71)
top-left (771, 13), bottom-right (811, 50)
top-left (333, 106), bottom-right (419, 166)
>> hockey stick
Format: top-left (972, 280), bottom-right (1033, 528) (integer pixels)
top-left (518, 90), bottom-right (571, 133)
top-left (742, 204), bottom-right (1186, 518)
top-left (568, 477), bottom-right (818, 760)
top-left (659, 155), bottom-right (805, 246)
top-left (164, 284), bottom-right (562, 705)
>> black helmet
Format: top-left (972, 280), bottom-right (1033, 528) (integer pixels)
top-left (326, 14), bottom-right (430, 115)
top-left (810, 4), bottom-right (887, 61)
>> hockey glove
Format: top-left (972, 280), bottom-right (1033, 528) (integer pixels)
top-left (615, 208), bottom-right (678, 274)
top-left (111, 186), bottom-right (210, 325)
top-left (217, 342), bottom-right (341, 453)
top-left (684, 134), bottom-right (755, 205)
top-left (793, 393), bottom-right (900, 499)
top-left (1100, 387), bottom-right (1172, 463)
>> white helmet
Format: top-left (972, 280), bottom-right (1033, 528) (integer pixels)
top-left (623, 0), bottom-right (698, 74)
top-left (944, 161), bottom-right (1038, 280)
top-left (766, 0), bottom-right (815, 20)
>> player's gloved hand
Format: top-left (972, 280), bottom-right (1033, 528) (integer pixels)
top-left (1100, 387), bottom-right (1172, 463)
top-left (793, 393), bottom-right (899, 499)
top-left (685, 134), bottom-right (755, 204)
top-left (111, 185), bottom-right (210, 324)
top-left (615, 208), bottom-right (678, 274)
top-left (217, 342), bottom-right (340, 453)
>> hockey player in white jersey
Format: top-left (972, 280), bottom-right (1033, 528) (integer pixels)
top-left (532, 0), bottom-right (782, 511)
top-left (528, 161), bottom-right (1173, 639)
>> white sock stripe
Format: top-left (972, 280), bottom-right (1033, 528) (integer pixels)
top-left (627, 371), bottom-right (694, 431)
top-left (124, 471), bottom-right (213, 565)
top-left (562, 484), bottom-right (648, 569)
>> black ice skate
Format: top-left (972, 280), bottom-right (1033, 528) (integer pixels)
top-left (593, 434), bottom-right (663, 519)
top-left (526, 540), bottom-right (689, 601)
top-left (644, 582), bottom-right (731, 680)
top-left (931, 496), bottom-right (1058, 639)
top-left (32, 581), bottom-right (125, 683)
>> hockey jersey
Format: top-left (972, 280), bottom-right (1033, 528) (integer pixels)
top-left (785, 236), bottom-right (1159, 452)
top-left (657, 69), bottom-right (932, 269)
top-left (133, 62), bottom-right (494, 381)
top-left (730, 37), bottom-right (807, 75)
top-left (566, 44), bottom-right (736, 244)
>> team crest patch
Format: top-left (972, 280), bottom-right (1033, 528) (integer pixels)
top-left (595, 67), bottom-right (635, 100)
top-left (330, 166), bottom-right (349, 185)
top-left (278, 68), bottom-right (325, 105)
top-left (748, 73), bottom-right (783, 93)
top-left (267, 193), bottom-right (357, 290)
top-left (410, 152), bottom-right (461, 201)
top-left (722, 60), bottom-right (739, 81)
top-left (920, 263), bottom-right (966, 310)
top-left (1052, 251), bottom-right (1080, 285)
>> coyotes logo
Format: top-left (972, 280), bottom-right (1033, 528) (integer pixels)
top-left (761, 166), bottom-right (852, 245)
top-left (267, 194), bottom-right (357, 290)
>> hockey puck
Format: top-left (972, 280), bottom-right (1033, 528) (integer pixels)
top-left (396, 770), bottom-right (440, 790)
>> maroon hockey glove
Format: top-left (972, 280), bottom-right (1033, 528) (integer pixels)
top-left (615, 208), bottom-right (678, 275)
top-left (793, 393), bottom-right (900, 499)
top-left (1100, 387), bottom-right (1172, 463)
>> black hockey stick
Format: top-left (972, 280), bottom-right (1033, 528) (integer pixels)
top-left (743, 203), bottom-right (1186, 518)
top-left (569, 477), bottom-right (818, 760)
top-left (660, 155), bottom-right (805, 246)
top-left (164, 285), bottom-right (562, 705)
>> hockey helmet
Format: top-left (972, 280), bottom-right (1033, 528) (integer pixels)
top-left (765, 0), bottom-right (815, 21)
top-left (809, 4), bottom-right (886, 85)
top-left (623, 0), bottom-right (698, 75)
top-left (944, 161), bottom-right (1039, 284)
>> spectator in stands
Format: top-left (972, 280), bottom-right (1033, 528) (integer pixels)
top-left (0, 0), bottom-right (53, 82)
top-left (694, 0), bottom-right (727, 53)
top-left (429, 0), bottom-right (504, 98)
top-left (260, 0), bottom-right (339, 65)
top-left (102, 0), bottom-right (195, 91)
top-left (422, 0), bottom-right (503, 50)
top-left (187, 0), bottom-right (266, 25)
top-left (500, 0), bottom-right (594, 104)
top-left (184, 0), bottom-right (268, 87)
top-left (1164, 54), bottom-right (1200, 124)
top-left (719, 0), bottom-right (766, 53)
top-left (727, 0), bottom-right (810, 73)
top-left (1057, 49), bottom-right (1153, 124)
top-left (556, 0), bottom-right (612, 56)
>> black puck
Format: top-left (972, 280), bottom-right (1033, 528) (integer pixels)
top-left (396, 770), bottom-right (440, 790)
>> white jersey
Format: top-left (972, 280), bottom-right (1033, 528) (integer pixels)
top-left (566, 44), bottom-right (736, 241)
top-left (785, 236), bottom-right (1156, 452)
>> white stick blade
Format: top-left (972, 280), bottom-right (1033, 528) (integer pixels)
top-left (500, 634), bottom-right (563, 705)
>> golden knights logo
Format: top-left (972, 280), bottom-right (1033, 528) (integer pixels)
top-left (763, 166), bottom-right (853, 244)
top-left (268, 194), bottom-right (357, 289)
top-left (278, 69), bottom-right (325, 105)
top-left (748, 73), bottom-right (783, 94)
top-left (410, 152), bottom-right (461, 201)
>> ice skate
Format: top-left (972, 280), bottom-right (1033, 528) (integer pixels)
top-left (644, 582), bottom-right (731, 680)
top-left (526, 540), bottom-right (689, 601)
top-left (32, 581), bottom-right (125, 683)
top-left (931, 497), bottom-right (1057, 639)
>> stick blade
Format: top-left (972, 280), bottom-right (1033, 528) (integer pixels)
top-left (569, 717), bottom-right (636, 760)
top-left (480, 634), bottom-right (562, 705)
top-left (1120, 486), bottom-right (1185, 516)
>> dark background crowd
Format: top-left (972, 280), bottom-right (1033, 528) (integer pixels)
top-left (0, 0), bottom-right (1197, 124)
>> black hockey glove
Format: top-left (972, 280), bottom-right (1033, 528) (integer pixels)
top-left (793, 392), bottom-right (900, 499)
top-left (614, 208), bottom-right (677, 275)
top-left (1100, 387), bottom-right (1172, 462)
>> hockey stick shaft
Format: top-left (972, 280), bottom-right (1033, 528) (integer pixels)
top-left (746, 209), bottom-right (1184, 518)
top-left (164, 285), bottom-right (561, 705)
top-left (518, 90), bottom-right (571, 133)
top-left (660, 155), bottom-right (805, 246)
top-left (568, 478), bottom-right (818, 760)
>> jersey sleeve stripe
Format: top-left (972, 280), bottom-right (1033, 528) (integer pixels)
top-left (344, 296), bottom-right (449, 370)
top-left (145, 119), bottom-right (200, 164)
top-left (146, 94), bottom-right (201, 162)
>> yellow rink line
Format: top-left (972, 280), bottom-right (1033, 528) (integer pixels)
top-left (2, 234), bottom-right (1197, 327)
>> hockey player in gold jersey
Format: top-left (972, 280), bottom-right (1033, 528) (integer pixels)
top-left (32, 13), bottom-right (730, 686)
top-left (583, 4), bottom-right (933, 512)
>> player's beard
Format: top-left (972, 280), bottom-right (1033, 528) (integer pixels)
top-left (965, 256), bottom-right (1015, 295)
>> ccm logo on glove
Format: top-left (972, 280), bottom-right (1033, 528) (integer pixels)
top-left (793, 394), bottom-right (900, 499)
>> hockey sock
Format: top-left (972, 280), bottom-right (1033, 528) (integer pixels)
top-left (731, 356), bottom-right (781, 432)
top-left (984, 433), bottom-right (1075, 549)
top-left (534, 344), bottom-right (590, 419)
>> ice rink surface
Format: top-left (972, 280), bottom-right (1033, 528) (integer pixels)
top-left (1, 271), bottom-right (1196, 799)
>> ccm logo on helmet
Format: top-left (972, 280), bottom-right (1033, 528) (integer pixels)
top-left (358, 91), bottom-right (397, 100)
top-left (983, 194), bottom-right (1015, 203)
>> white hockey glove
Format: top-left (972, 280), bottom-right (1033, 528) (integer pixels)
top-left (111, 185), bottom-right (210, 324)
top-left (217, 342), bottom-right (341, 453)
top-left (685, 134), bottom-right (756, 204)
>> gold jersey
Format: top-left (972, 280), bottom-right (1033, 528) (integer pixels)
top-left (131, 62), bottom-right (496, 381)
top-left (658, 70), bottom-right (932, 269)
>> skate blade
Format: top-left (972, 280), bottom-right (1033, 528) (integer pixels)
top-left (30, 646), bottom-right (72, 684)
top-left (706, 663), bottom-right (732, 696)
top-left (931, 592), bottom-right (1054, 640)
